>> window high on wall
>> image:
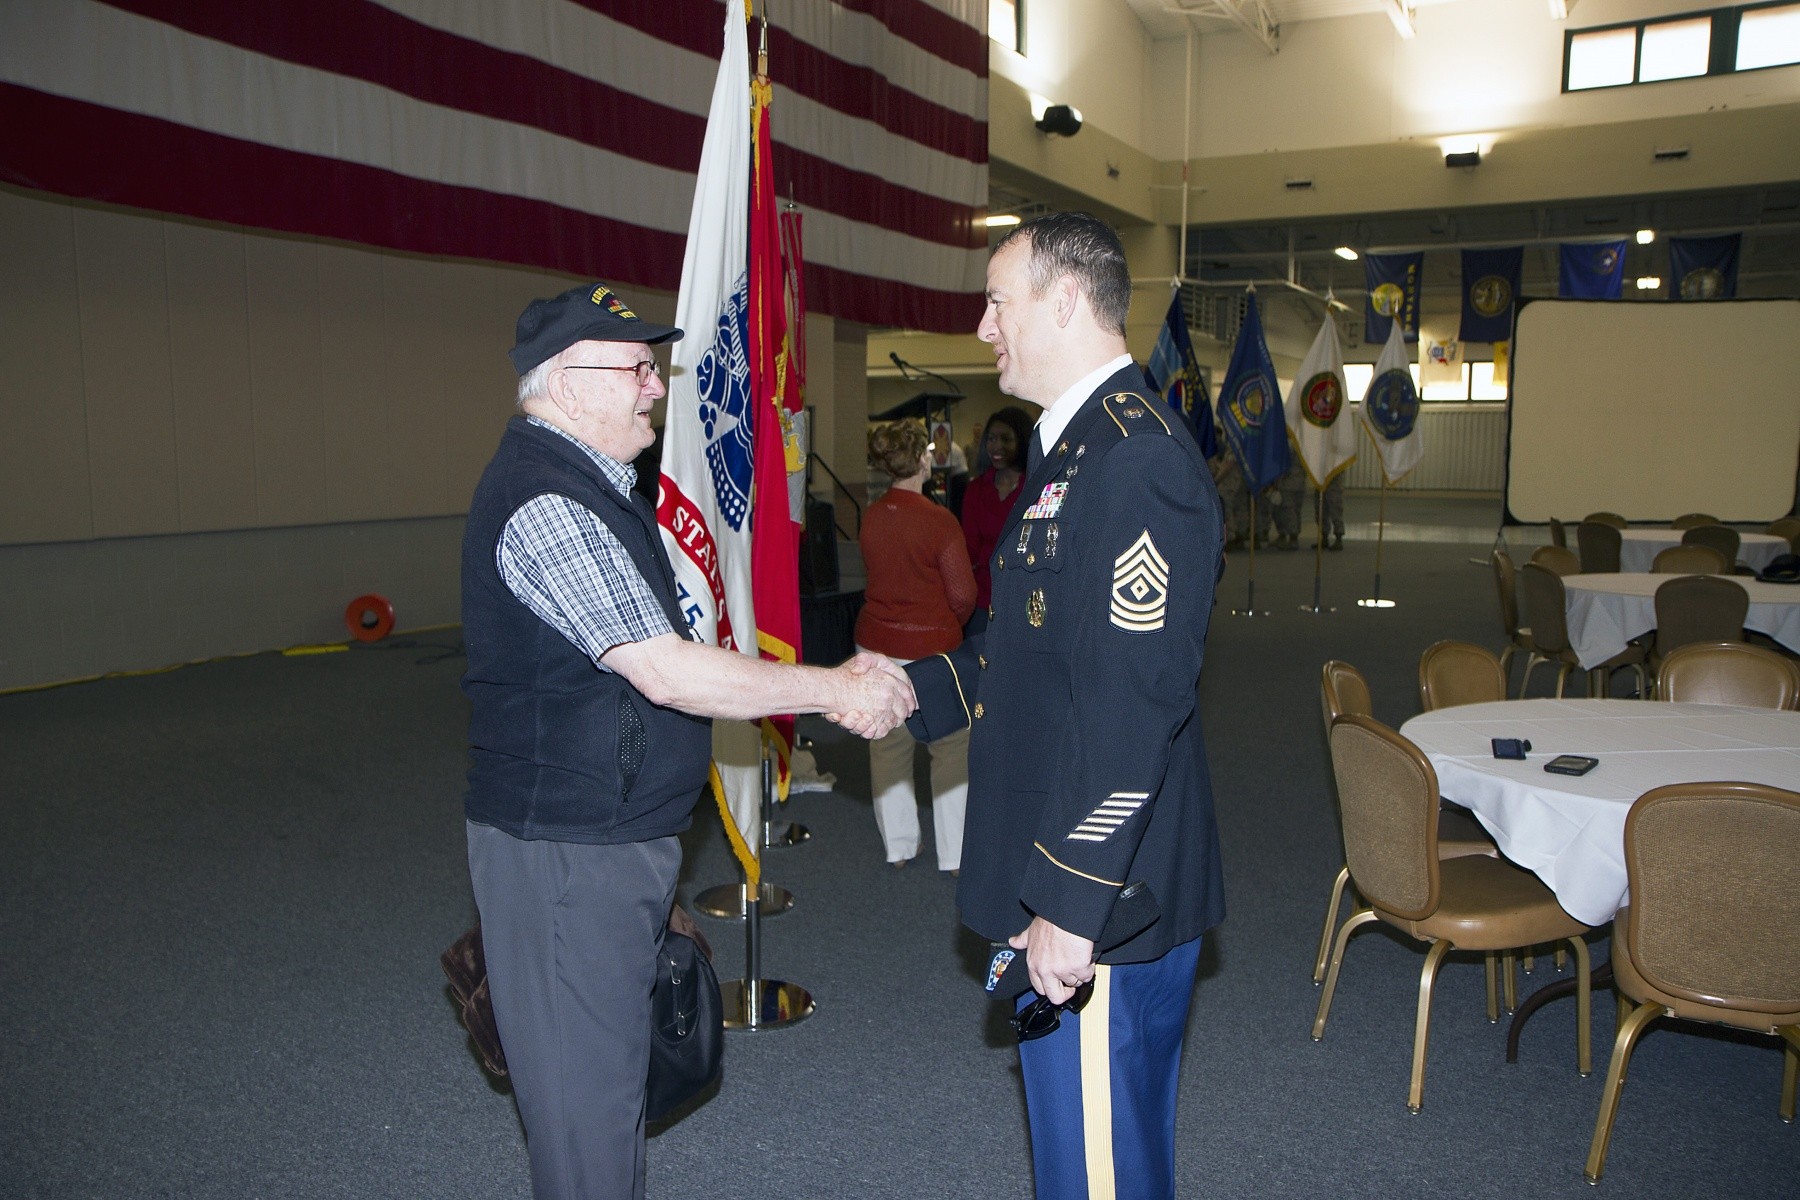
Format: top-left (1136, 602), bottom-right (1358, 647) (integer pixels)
top-left (1565, 2), bottom-right (1800, 90)
top-left (990, 0), bottom-right (1022, 53)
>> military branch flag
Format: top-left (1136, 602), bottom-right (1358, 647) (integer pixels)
top-left (1364, 252), bottom-right (1423, 344)
top-left (1459, 247), bottom-right (1522, 343)
top-left (1285, 316), bottom-right (1357, 489)
top-left (1216, 290), bottom-right (1291, 492)
top-left (1144, 288), bottom-right (1218, 459)
top-left (1357, 321), bottom-right (1424, 484)
top-left (1669, 234), bottom-right (1741, 300)
top-left (657, 2), bottom-right (764, 884)
top-left (1559, 240), bottom-right (1628, 299)
top-left (749, 27), bottom-right (802, 810)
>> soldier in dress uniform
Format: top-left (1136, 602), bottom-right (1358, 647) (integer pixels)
top-left (901, 212), bottom-right (1226, 1200)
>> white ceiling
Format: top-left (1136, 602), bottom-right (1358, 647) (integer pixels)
top-left (1122, 0), bottom-right (1463, 41)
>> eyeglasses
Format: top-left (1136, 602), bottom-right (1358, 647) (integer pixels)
top-left (1009, 978), bottom-right (1095, 1043)
top-left (564, 361), bottom-right (661, 386)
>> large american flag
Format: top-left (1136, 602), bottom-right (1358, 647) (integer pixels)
top-left (0, 0), bottom-right (988, 333)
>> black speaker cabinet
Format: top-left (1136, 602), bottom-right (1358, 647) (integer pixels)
top-left (799, 498), bottom-right (839, 596)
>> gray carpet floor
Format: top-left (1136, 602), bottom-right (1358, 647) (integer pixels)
top-left (4, 496), bottom-right (1796, 1199)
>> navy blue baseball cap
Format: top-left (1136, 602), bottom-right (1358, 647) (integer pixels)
top-left (509, 282), bottom-right (683, 375)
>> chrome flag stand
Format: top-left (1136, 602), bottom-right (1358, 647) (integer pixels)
top-left (719, 749), bottom-right (814, 1030)
top-left (1357, 477), bottom-right (1398, 609)
top-left (1299, 489), bottom-right (1336, 614)
top-left (1230, 492), bottom-right (1269, 617)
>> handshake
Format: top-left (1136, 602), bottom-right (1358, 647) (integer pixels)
top-left (825, 652), bottom-right (917, 740)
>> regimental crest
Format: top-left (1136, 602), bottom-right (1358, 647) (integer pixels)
top-left (1226, 374), bottom-right (1270, 431)
top-left (1365, 368), bottom-right (1419, 441)
top-left (1301, 372), bottom-right (1343, 428)
top-left (1471, 275), bottom-right (1512, 317)
top-left (1681, 267), bottom-right (1725, 299)
top-left (1371, 282), bottom-right (1406, 317)
top-left (1111, 530), bottom-right (1169, 632)
top-left (695, 275), bottom-right (754, 532)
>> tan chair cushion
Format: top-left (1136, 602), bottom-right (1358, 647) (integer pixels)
top-left (1379, 854), bottom-right (1589, 950)
top-left (1612, 906), bottom-right (1800, 1033)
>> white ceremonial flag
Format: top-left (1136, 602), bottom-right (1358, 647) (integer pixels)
top-left (1285, 316), bottom-right (1357, 488)
top-left (655, 5), bottom-right (764, 882)
top-left (1356, 320), bottom-right (1425, 484)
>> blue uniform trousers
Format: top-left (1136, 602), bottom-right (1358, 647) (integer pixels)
top-left (1016, 937), bottom-right (1202, 1200)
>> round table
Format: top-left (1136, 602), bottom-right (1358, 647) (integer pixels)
top-left (1616, 528), bottom-right (1789, 573)
top-left (1399, 698), bottom-right (1800, 926)
top-left (1562, 572), bottom-right (1800, 669)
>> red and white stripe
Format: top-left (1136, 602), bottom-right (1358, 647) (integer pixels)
top-left (0, 0), bottom-right (987, 332)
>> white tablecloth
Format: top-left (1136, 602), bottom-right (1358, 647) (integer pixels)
top-left (1616, 528), bottom-right (1789, 573)
top-left (1562, 572), bottom-right (1800, 668)
top-left (1400, 699), bottom-right (1800, 925)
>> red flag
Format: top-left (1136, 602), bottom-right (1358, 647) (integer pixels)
top-left (749, 41), bottom-right (801, 797)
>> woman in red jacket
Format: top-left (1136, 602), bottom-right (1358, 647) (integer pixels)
top-left (958, 406), bottom-right (1035, 635)
top-left (855, 421), bottom-right (976, 871)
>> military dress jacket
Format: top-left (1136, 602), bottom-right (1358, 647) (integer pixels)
top-left (906, 363), bottom-right (1227, 965)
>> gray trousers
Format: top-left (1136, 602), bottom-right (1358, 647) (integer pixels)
top-left (467, 821), bottom-right (681, 1200)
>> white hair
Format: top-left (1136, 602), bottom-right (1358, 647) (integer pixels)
top-left (516, 355), bottom-right (558, 409)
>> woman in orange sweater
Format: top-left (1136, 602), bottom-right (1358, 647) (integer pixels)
top-left (855, 421), bottom-right (976, 871)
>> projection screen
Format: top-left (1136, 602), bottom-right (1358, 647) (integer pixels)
top-left (1505, 298), bottom-right (1800, 524)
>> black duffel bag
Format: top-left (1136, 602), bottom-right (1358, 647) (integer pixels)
top-left (441, 903), bottom-right (723, 1120)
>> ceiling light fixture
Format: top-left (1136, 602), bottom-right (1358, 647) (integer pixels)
top-left (1636, 276), bottom-right (1662, 290)
top-left (1334, 246), bottom-right (1360, 261)
top-left (1445, 150), bottom-right (1481, 168)
top-left (1635, 228), bottom-right (1655, 244)
top-left (985, 214), bottom-right (1022, 228)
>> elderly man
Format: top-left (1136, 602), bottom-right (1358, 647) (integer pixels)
top-left (461, 281), bottom-right (912, 1200)
top-left (904, 214), bottom-right (1226, 1199)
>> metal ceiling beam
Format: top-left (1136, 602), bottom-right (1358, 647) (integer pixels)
top-left (1162, 0), bottom-right (1278, 53)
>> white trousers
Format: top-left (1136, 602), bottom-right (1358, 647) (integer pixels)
top-left (867, 715), bottom-right (969, 870)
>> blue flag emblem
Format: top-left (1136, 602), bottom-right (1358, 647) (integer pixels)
top-left (1365, 369), bottom-right (1419, 440)
top-left (695, 274), bottom-right (754, 532)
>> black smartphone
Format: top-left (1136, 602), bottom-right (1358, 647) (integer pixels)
top-left (1544, 754), bottom-right (1599, 776)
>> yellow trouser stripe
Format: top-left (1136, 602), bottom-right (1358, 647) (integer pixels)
top-left (1079, 964), bottom-right (1116, 1200)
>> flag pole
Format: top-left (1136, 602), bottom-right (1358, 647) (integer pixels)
top-left (1299, 483), bottom-right (1334, 614)
top-left (1231, 490), bottom-right (1267, 616)
top-left (1357, 475), bottom-right (1397, 609)
top-left (721, 742), bottom-right (815, 1031)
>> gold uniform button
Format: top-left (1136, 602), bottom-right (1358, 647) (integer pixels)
top-left (978, 655), bottom-right (988, 669)
top-left (996, 555), bottom-right (1004, 570)
top-left (1026, 553), bottom-right (1036, 565)
top-left (988, 604), bottom-right (995, 620)
top-left (973, 702), bottom-right (985, 719)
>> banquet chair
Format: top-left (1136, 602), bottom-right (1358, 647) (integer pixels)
top-left (1583, 511), bottom-right (1629, 529)
top-left (1765, 516), bottom-right (1800, 551)
top-left (1315, 715), bottom-right (1592, 1112)
top-left (1651, 574), bottom-right (1748, 673)
top-left (1577, 521), bottom-right (1623, 574)
top-left (1490, 550), bottom-right (1534, 691)
top-left (1670, 512), bottom-right (1719, 530)
top-left (1529, 544), bottom-right (1581, 577)
top-left (1655, 641), bottom-right (1800, 709)
top-left (1583, 782), bottom-right (1800, 1183)
top-left (1418, 640), bottom-right (1508, 712)
top-left (1682, 523), bottom-right (1741, 569)
top-left (1313, 662), bottom-right (1497, 987)
top-left (1517, 562), bottom-right (1649, 698)
top-left (1650, 544), bottom-right (1728, 575)
top-left (1549, 517), bottom-right (1567, 549)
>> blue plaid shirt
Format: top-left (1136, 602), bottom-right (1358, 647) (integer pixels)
top-left (497, 418), bottom-right (675, 670)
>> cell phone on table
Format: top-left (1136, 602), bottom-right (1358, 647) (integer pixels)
top-left (1544, 754), bottom-right (1599, 777)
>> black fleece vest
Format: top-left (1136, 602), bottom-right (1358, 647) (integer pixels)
top-left (461, 418), bottom-right (711, 844)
